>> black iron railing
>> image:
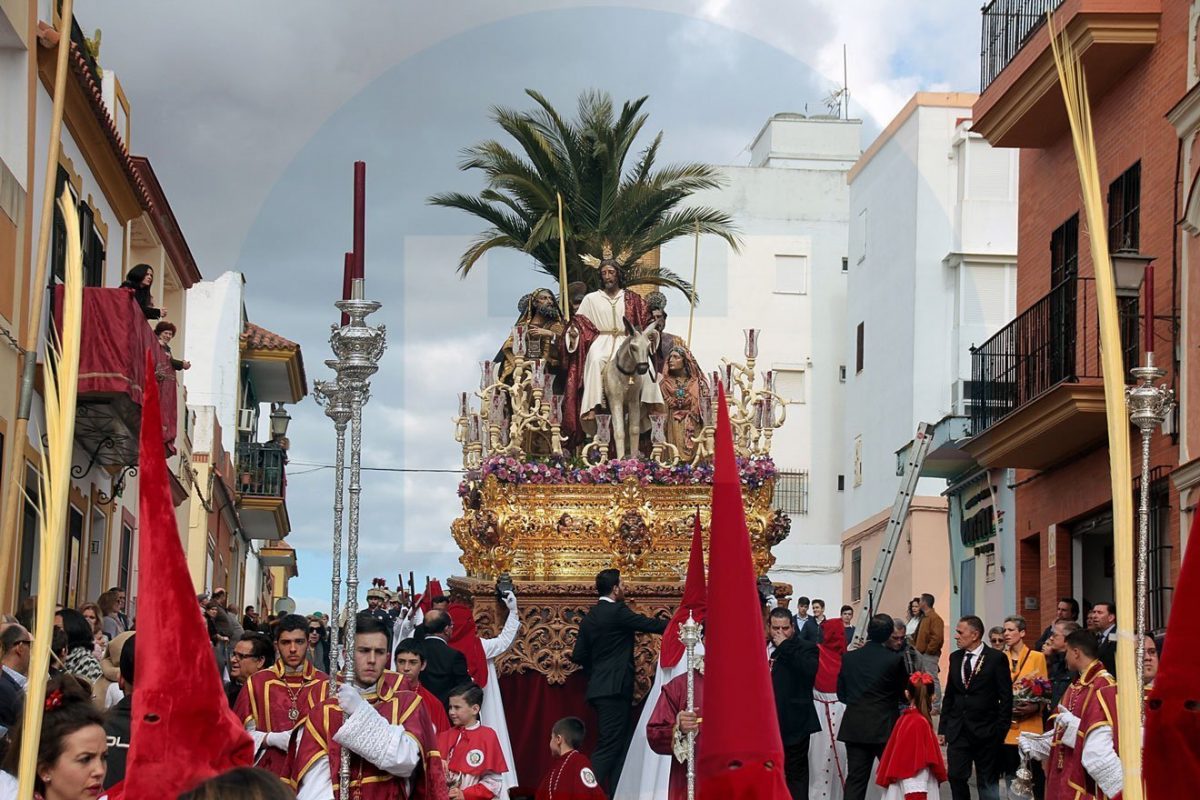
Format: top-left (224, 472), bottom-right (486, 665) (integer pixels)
top-left (773, 470), bottom-right (810, 516)
top-left (235, 442), bottom-right (286, 498)
top-left (980, 0), bottom-right (1065, 90)
top-left (970, 276), bottom-right (1102, 433)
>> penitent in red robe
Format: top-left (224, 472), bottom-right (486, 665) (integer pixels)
top-left (646, 670), bottom-right (705, 800)
top-left (235, 660), bottom-right (328, 778)
top-left (437, 723), bottom-right (508, 800)
top-left (536, 750), bottom-right (606, 800)
top-left (560, 289), bottom-right (652, 448)
top-left (292, 671), bottom-right (447, 800)
top-left (1045, 660), bottom-right (1119, 800)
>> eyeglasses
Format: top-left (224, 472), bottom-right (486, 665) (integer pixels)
top-left (308, 628), bottom-right (321, 634)
top-left (230, 652), bottom-right (260, 660)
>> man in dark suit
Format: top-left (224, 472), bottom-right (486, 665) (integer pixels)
top-left (768, 607), bottom-right (820, 799)
top-left (570, 568), bottom-right (668, 794)
top-left (1087, 601), bottom-right (1117, 677)
top-left (416, 608), bottom-right (471, 709)
top-left (938, 614), bottom-right (1012, 800)
top-left (837, 613), bottom-right (907, 800)
top-left (0, 624), bottom-right (31, 738)
top-left (1033, 596), bottom-right (1079, 651)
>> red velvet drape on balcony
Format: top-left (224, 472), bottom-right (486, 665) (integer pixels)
top-left (54, 286), bottom-right (177, 449)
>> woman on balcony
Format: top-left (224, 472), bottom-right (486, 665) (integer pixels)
top-left (120, 263), bottom-right (165, 320)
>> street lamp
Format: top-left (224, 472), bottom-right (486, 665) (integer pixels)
top-left (1110, 248), bottom-right (1153, 297)
top-left (268, 404), bottom-right (292, 440)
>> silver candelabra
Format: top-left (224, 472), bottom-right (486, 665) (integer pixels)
top-left (313, 375), bottom-right (350, 689)
top-left (679, 612), bottom-right (702, 800)
top-left (321, 278), bottom-right (386, 797)
top-left (1125, 349), bottom-right (1173, 721)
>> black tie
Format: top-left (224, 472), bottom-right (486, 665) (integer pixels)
top-left (963, 651), bottom-right (974, 685)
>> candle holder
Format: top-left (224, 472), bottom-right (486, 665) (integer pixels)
top-left (679, 612), bottom-right (703, 800)
top-left (312, 375), bottom-right (351, 684)
top-left (1126, 350), bottom-right (1174, 722)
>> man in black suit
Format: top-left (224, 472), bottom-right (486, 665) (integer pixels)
top-left (570, 568), bottom-right (668, 795)
top-left (837, 613), bottom-right (907, 800)
top-left (1087, 601), bottom-right (1117, 677)
top-left (0, 624), bottom-right (31, 738)
top-left (938, 614), bottom-right (1012, 800)
top-left (416, 608), bottom-right (471, 709)
top-left (768, 607), bottom-right (820, 799)
top-left (1033, 596), bottom-right (1079, 651)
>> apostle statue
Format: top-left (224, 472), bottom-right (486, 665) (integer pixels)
top-left (562, 248), bottom-right (661, 448)
top-left (497, 288), bottom-right (565, 386)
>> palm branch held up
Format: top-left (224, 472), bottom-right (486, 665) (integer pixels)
top-left (428, 89), bottom-right (740, 297)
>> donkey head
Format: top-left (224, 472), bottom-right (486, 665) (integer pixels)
top-left (622, 317), bottom-right (658, 375)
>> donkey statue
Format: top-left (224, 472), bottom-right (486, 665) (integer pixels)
top-left (601, 318), bottom-right (660, 459)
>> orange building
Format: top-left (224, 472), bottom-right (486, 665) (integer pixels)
top-left (965, 0), bottom-right (1186, 636)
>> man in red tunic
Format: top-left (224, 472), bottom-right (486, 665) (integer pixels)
top-left (536, 717), bottom-right (605, 800)
top-left (235, 613), bottom-right (328, 778)
top-left (561, 256), bottom-right (656, 448)
top-left (291, 614), bottom-right (448, 800)
top-left (1019, 630), bottom-right (1122, 800)
top-left (393, 638), bottom-right (451, 734)
top-left (646, 652), bottom-right (704, 800)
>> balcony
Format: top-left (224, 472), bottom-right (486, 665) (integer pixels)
top-left (55, 287), bottom-right (178, 501)
top-left (964, 277), bottom-right (1109, 469)
top-left (235, 442), bottom-right (290, 540)
top-left (974, 0), bottom-right (1160, 148)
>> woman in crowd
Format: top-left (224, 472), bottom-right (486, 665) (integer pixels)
top-left (58, 610), bottom-right (103, 705)
top-left (305, 617), bottom-right (329, 674)
top-left (119, 263), bottom-right (164, 320)
top-left (77, 604), bottom-right (106, 660)
top-left (988, 626), bottom-right (1006, 651)
top-left (0, 674), bottom-right (109, 800)
top-left (97, 592), bottom-right (123, 642)
top-left (904, 598), bottom-right (922, 641)
top-left (205, 603), bottom-right (232, 680)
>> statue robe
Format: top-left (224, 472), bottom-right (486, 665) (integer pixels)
top-left (235, 660), bottom-right (328, 778)
top-left (562, 289), bottom-right (658, 446)
top-left (646, 671), bottom-right (705, 800)
top-left (291, 671), bottom-right (448, 800)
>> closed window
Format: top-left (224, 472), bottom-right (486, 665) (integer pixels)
top-left (855, 323), bottom-right (864, 373)
top-left (853, 436), bottom-right (863, 487)
top-left (775, 254), bottom-right (808, 294)
top-left (118, 522), bottom-right (133, 592)
top-left (775, 368), bottom-right (806, 404)
top-left (1107, 162), bottom-right (1140, 252)
top-left (851, 547), bottom-right (862, 601)
top-left (773, 470), bottom-right (810, 515)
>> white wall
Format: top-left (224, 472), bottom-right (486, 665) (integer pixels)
top-left (660, 116), bottom-right (861, 606)
top-left (843, 104), bottom-right (1017, 532)
top-left (184, 271), bottom-right (245, 455)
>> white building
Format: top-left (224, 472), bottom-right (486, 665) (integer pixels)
top-left (840, 93), bottom-right (1018, 631)
top-left (659, 113), bottom-right (862, 606)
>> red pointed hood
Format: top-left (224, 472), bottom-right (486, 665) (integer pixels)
top-left (815, 618), bottom-right (847, 694)
top-left (419, 578), bottom-right (445, 614)
top-left (122, 352), bottom-right (254, 798)
top-left (447, 603), bottom-right (489, 687)
top-left (660, 512), bottom-right (707, 669)
top-left (1145, 509), bottom-right (1200, 799)
top-left (697, 385), bottom-right (789, 798)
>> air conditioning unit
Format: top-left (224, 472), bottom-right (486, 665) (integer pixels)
top-left (237, 408), bottom-right (256, 433)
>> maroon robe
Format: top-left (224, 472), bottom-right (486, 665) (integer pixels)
top-left (535, 750), bottom-right (606, 800)
top-left (646, 671), bottom-right (705, 800)
top-left (561, 289), bottom-right (652, 448)
top-left (1045, 660), bottom-right (1119, 800)
top-left (235, 660), bottom-right (328, 778)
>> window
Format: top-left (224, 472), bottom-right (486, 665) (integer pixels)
top-left (775, 368), bottom-right (806, 404)
top-left (841, 257), bottom-right (849, 273)
top-left (118, 522), bottom-right (133, 592)
top-left (837, 474), bottom-right (845, 492)
top-left (855, 323), bottom-right (864, 373)
top-left (63, 506), bottom-right (85, 607)
top-left (774, 255), bottom-right (808, 294)
top-left (853, 436), bottom-right (863, 487)
top-left (838, 365), bottom-right (847, 382)
top-left (1107, 162), bottom-right (1141, 252)
top-left (960, 559), bottom-right (976, 617)
top-left (855, 208), bottom-right (868, 265)
top-left (78, 204), bottom-right (105, 288)
top-left (773, 470), bottom-right (809, 515)
top-left (1050, 214), bottom-right (1079, 287)
top-left (49, 166), bottom-right (71, 283)
top-left (850, 547), bottom-right (862, 601)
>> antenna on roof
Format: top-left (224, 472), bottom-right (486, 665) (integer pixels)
top-left (823, 44), bottom-right (851, 119)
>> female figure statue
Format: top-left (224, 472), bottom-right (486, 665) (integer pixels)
top-left (659, 346), bottom-right (708, 462)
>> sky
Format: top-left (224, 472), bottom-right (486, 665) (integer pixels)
top-left (77, 0), bottom-right (979, 614)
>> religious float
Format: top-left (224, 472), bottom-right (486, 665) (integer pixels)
top-left (445, 298), bottom-right (795, 775)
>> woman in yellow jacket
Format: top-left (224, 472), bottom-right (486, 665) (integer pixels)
top-left (1001, 614), bottom-right (1048, 796)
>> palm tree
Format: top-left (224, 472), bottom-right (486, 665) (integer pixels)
top-left (428, 90), bottom-right (739, 299)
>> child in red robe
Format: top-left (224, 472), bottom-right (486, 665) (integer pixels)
top-left (437, 683), bottom-right (508, 800)
top-left (535, 716), bottom-right (606, 800)
top-left (875, 671), bottom-right (947, 800)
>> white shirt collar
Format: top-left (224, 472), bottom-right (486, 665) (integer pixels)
top-left (599, 596), bottom-right (616, 603)
top-left (966, 642), bottom-right (986, 659)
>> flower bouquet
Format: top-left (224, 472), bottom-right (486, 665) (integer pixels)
top-left (1013, 676), bottom-right (1053, 705)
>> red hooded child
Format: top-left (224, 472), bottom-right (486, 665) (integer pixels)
top-left (875, 673), bottom-right (947, 800)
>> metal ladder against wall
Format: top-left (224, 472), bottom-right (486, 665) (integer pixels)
top-left (851, 421), bottom-right (933, 647)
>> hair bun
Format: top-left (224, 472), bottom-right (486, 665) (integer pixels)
top-left (47, 673), bottom-right (93, 708)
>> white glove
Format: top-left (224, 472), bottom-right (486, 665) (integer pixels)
top-left (264, 730), bottom-right (292, 752)
top-left (503, 591), bottom-right (518, 612)
top-left (1018, 731), bottom-right (1052, 760)
top-left (765, 595), bottom-right (779, 610)
top-left (338, 683), bottom-right (367, 717)
top-left (1055, 705), bottom-right (1081, 747)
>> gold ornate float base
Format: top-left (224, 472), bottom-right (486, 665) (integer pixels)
top-left (447, 575), bottom-right (792, 701)
top-left (452, 475), bottom-right (787, 582)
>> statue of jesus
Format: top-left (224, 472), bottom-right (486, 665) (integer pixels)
top-left (562, 253), bottom-right (662, 448)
